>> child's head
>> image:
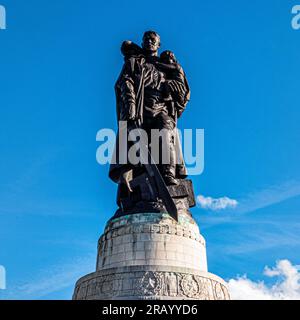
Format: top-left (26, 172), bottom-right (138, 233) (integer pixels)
top-left (121, 41), bottom-right (143, 58)
top-left (160, 50), bottom-right (177, 64)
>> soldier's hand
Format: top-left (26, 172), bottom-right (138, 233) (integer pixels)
top-left (128, 103), bottom-right (136, 121)
top-left (127, 113), bottom-right (137, 129)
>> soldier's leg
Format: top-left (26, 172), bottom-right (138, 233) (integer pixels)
top-left (158, 114), bottom-right (178, 185)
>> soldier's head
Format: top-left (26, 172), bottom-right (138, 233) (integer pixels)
top-left (142, 30), bottom-right (160, 56)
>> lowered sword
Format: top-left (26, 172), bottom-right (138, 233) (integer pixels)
top-left (128, 119), bottom-right (178, 221)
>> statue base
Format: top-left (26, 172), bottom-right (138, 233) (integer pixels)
top-left (73, 212), bottom-right (230, 300)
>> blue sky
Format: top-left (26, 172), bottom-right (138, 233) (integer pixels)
top-left (0, 0), bottom-right (299, 299)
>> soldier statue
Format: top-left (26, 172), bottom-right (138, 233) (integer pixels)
top-left (109, 31), bottom-right (194, 219)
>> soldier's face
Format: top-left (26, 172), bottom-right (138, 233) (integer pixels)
top-left (142, 34), bottom-right (160, 53)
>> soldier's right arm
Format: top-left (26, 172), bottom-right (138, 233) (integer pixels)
top-left (118, 58), bottom-right (137, 121)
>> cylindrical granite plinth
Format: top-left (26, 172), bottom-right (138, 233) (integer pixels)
top-left (73, 212), bottom-right (230, 300)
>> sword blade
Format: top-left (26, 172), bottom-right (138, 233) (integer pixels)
top-left (129, 124), bottom-right (178, 221)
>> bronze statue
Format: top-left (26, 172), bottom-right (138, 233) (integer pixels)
top-left (109, 31), bottom-right (195, 220)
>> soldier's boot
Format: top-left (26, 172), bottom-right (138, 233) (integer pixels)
top-left (161, 145), bottom-right (178, 186)
top-left (163, 165), bottom-right (179, 186)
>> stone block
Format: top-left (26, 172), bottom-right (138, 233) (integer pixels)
top-left (135, 251), bottom-right (146, 260)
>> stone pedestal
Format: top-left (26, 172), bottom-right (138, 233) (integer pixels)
top-left (73, 212), bottom-right (230, 300)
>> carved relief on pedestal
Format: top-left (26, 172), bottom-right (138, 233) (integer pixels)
top-left (179, 274), bottom-right (200, 298)
top-left (164, 272), bottom-right (178, 297)
top-left (194, 276), bottom-right (211, 300)
top-left (213, 281), bottom-right (230, 300)
top-left (73, 269), bottom-right (230, 300)
top-left (136, 271), bottom-right (163, 296)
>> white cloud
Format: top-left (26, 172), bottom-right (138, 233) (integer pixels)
top-left (197, 180), bottom-right (300, 231)
top-left (198, 180), bottom-right (300, 216)
top-left (236, 180), bottom-right (300, 215)
top-left (197, 195), bottom-right (238, 211)
top-left (229, 259), bottom-right (300, 300)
